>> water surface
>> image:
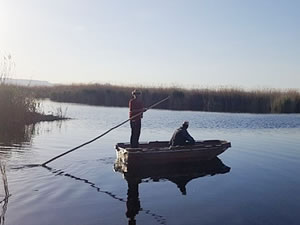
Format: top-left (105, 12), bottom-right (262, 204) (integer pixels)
top-left (1, 100), bottom-right (300, 225)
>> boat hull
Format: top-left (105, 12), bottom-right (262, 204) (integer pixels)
top-left (115, 140), bottom-right (231, 167)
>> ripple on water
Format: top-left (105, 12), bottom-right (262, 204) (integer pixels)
top-left (1, 101), bottom-right (300, 225)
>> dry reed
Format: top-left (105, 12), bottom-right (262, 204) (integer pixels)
top-left (30, 84), bottom-right (300, 113)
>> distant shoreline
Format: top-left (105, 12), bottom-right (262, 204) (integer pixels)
top-left (28, 83), bottom-right (300, 114)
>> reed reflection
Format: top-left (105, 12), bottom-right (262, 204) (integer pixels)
top-left (0, 163), bottom-right (10, 225)
top-left (0, 120), bottom-right (64, 161)
top-left (114, 157), bottom-right (231, 225)
top-left (0, 124), bottom-right (34, 146)
top-left (0, 197), bottom-right (8, 225)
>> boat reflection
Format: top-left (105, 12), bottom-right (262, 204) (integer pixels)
top-left (114, 157), bottom-right (231, 225)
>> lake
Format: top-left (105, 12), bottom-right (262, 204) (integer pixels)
top-left (1, 100), bottom-right (300, 225)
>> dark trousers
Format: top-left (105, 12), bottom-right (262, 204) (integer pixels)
top-left (130, 120), bottom-right (141, 148)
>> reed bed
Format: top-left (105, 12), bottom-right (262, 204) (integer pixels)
top-left (31, 84), bottom-right (300, 113)
top-left (0, 83), bottom-right (69, 126)
top-left (0, 84), bottom-right (38, 126)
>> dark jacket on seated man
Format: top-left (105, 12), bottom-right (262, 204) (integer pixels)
top-left (169, 121), bottom-right (195, 146)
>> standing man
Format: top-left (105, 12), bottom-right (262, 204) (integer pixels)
top-left (129, 90), bottom-right (145, 148)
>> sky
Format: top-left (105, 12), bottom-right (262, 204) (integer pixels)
top-left (0, 0), bottom-right (299, 89)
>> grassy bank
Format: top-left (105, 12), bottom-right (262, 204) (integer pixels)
top-left (30, 84), bottom-right (300, 113)
top-left (0, 84), bottom-right (66, 127)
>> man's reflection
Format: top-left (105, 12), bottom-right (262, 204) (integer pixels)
top-left (126, 177), bottom-right (141, 225)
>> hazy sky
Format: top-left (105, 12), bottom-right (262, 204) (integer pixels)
top-left (1, 0), bottom-right (299, 89)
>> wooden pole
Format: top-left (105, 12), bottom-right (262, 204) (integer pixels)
top-left (41, 96), bottom-right (170, 166)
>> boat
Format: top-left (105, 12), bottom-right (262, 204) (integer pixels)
top-left (115, 140), bottom-right (231, 167)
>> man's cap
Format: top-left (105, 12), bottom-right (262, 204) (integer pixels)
top-left (132, 89), bottom-right (142, 95)
top-left (182, 121), bottom-right (189, 126)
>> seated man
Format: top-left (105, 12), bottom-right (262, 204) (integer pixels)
top-left (169, 121), bottom-right (195, 146)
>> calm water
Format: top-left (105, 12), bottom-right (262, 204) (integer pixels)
top-left (1, 100), bottom-right (300, 225)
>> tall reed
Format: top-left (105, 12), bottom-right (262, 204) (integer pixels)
top-left (0, 54), bottom-right (14, 85)
top-left (0, 54), bottom-right (38, 125)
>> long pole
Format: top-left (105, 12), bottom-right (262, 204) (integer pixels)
top-left (41, 96), bottom-right (170, 166)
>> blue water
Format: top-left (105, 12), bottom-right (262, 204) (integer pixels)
top-left (1, 100), bottom-right (300, 225)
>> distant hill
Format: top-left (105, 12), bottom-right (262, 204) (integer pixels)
top-left (5, 78), bottom-right (54, 86)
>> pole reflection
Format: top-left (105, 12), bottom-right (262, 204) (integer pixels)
top-left (43, 165), bottom-right (167, 225)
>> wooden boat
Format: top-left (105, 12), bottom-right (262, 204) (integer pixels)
top-left (115, 140), bottom-right (231, 167)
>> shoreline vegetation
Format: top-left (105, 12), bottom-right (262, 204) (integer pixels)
top-left (30, 83), bottom-right (300, 114)
top-left (0, 54), bottom-right (68, 128)
top-left (0, 83), bottom-right (68, 127)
